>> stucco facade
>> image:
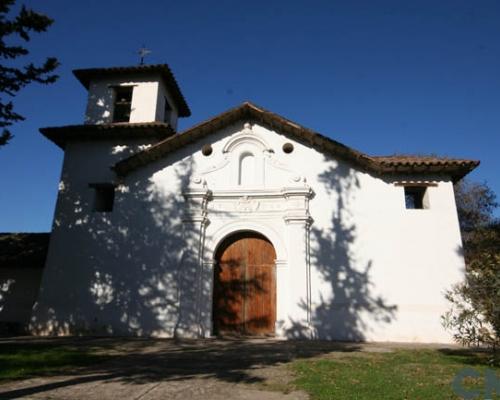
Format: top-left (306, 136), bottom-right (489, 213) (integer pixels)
top-left (30, 64), bottom-right (477, 343)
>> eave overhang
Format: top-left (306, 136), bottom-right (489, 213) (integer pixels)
top-left (39, 122), bottom-right (175, 149)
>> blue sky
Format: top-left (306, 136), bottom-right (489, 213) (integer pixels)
top-left (1, 0), bottom-right (499, 231)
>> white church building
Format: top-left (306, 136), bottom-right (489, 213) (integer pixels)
top-left (23, 64), bottom-right (478, 342)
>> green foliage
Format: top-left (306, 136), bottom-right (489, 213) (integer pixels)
top-left (0, 0), bottom-right (59, 146)
top-left (292, 349), bottom-right (499, 400)
top-left (443, 225), bottom-right (500, 353)
top-left (443, 179), bottom-right (500, 355)
top-left (454, 179), bottom-right (498, 234)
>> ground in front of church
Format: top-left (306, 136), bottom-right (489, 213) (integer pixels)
top-left (1, 337), bottom-right (494, 400)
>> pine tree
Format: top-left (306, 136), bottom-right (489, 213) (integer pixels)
top-left (0, 0), bottom-right (59, 146)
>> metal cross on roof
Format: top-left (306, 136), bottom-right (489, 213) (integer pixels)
top-left (138, 45), bottom-right (152, 65)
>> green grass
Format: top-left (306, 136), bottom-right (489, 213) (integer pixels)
top-left (292, 349), bottom-right (499, 400)
top-left (0, 343), bottom-right (107, 381)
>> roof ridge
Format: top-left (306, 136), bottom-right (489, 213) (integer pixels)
top-left (72, 63), bottom-right (171, 72)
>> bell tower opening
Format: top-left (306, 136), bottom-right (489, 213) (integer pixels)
top-left (112, 86), bottom-right (133, 123)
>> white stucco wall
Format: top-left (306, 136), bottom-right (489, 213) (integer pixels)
top-left (32, 121), bottom-right (465, 342)
top-left (1, 268), bottom-right (43, 327)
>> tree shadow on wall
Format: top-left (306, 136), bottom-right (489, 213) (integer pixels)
top-left (286, 161), bottom-right (397, 340)
top-left (213, 267), bottom-right (273, 336)
top-left (85, 92), bottom-right (113, 124)
top-left (29, 151), bottom-right (209, 338)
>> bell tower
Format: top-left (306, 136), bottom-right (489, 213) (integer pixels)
top-left (73, 64), bottom-right (191, 131)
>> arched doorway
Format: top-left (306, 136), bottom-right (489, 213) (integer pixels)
top-left (213, 231), bottom-right (276, 336)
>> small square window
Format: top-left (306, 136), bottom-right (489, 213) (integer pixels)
top-left (112, 86), bottom-right (133, 123)
top-left (90, 184), bottom-right (115, 212)
top-left (404, 186), bottom-right (428, 209)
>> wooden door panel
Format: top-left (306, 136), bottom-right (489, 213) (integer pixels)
top-left (219, 237), bottom-right (245, 266)
top-left (246, 264), bottom-right (276, 334)
top-left (214, 232), bottom-right (276, 336)
top-left (215, 261), bottom-right (244, 332)
top-left (246, 237), bottom-right (276, 265)
top-left (215, 237), bottom-right (244, 332)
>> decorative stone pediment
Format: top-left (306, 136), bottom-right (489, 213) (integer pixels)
top-left (198, 122), bottom-right (307, 188)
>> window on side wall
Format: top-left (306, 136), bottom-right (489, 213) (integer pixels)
top-left (404, 186), bottom-right (429, 209)
top-left (90, 183), bottom-right (115, 212)
top-left (112, 86), bottom-right (133, 122)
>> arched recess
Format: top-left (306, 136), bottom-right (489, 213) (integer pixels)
top-left (204, 220), bottom-right (287, 263)
top-left (212, 231), bottom-right (276, 335)
top-left (238, 152), bottom-right (256, 186)
top-left (222, 133), bottom-right (272, 154)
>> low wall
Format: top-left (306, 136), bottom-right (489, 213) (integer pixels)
top-left (0, 233), bottom-right (49, 334)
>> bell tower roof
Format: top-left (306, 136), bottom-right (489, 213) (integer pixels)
top-left (73, 64), bottom-right (191, 117)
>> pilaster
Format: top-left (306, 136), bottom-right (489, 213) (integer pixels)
top-left (176, 185), bottom-right (211, 337)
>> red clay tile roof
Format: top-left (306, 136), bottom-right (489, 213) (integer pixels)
top-left (0, 233), bottom-right (50, 269)
top-left (372, 155), bottom-right (480, 177)
top-left (374, 155), bottom-right (477, 168)
top-left (73, 64), bottom-right (191, 117)
top-left (113, 102), bottom-right (479, 181)
top-left (40, 122), bottom-right (175, 149)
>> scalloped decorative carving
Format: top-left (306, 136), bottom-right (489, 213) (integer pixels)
top-left (236, 196), bottom-right (260, 212)
top-left (199, 157), bottom-right (230, 176)
top-left (222, 122), bottom-right (272, 154)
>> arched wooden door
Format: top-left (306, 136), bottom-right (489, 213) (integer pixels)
top-left (213, 232), bottom-right (276, 336)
